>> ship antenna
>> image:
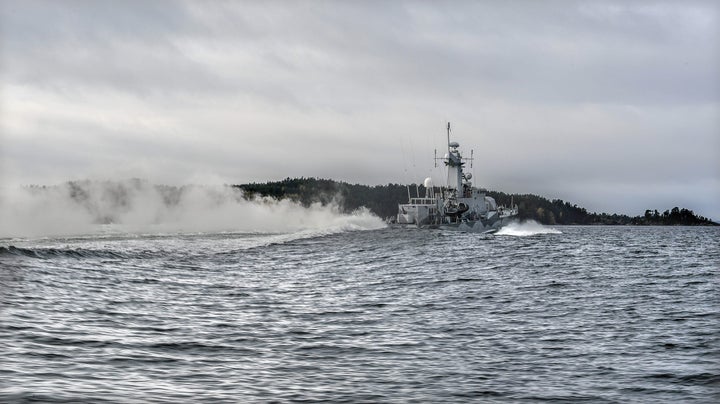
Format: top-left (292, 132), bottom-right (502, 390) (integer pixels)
top-left (447, 122), bottom-right (451, 154)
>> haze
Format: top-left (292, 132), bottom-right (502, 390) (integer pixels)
top-left (1, 0), bottom-right (718, 220)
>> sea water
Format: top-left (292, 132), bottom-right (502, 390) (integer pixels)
top-left (1, 224), bottom-right (718, 402)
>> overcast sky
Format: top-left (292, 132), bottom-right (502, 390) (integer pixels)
top-left (1, 0), bottom-right (718, 219)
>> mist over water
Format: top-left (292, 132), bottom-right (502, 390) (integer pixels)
top-left (0, 179), bottom-right (385, 238)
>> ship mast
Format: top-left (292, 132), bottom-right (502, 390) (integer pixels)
top-left (447, 122), bottom-right (451, 156)
top-left (435, 122), bottom-right (472, 193)
top-left (444, 122), bottom-right (462, 192)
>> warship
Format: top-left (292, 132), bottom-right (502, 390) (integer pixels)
top-left (396, 123), bottom-right (518, 233)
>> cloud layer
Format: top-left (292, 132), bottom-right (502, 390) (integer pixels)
top-left (1, 0), bottom-right (718, 219)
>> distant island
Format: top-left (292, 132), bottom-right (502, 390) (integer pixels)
top-left (233, 177), bottom-right (718, 226)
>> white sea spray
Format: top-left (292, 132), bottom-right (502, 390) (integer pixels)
top-left (0, 180), bottom-right (385, 238)
top-left (496, 220), bottom-right (562, 236)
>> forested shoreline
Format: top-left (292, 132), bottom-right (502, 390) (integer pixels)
top-left (233, 177), bottom-right (718, 226)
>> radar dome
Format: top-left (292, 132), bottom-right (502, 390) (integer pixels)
top-left (423, 177), bottom-right (433, 188)
top-left (464, 173), bottom-right (472, 180)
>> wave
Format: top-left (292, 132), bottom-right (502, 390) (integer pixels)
top-left (0, 180), bottom-right (386, 238)
top-left (496, 220), bottom-right (562, 236)
top-left (0, 208), bottom-right (386, 259)
top-left (0, 245), bottom-right (130, 259)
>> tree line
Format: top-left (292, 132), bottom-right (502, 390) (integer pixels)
top-left (233, 177), bottom-right (718, 226)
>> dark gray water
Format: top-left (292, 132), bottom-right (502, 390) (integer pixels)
top-left (1, 224), bottom-right (718, 402)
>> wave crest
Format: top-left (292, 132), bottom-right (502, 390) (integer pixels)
top-left (496, 220), bottom-right (562, 236)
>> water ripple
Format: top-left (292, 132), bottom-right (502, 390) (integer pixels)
top-left (1, 226), bottom-right (718, 402)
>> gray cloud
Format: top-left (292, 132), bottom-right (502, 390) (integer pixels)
top-left (1, 0), bottom-right (718, 219)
